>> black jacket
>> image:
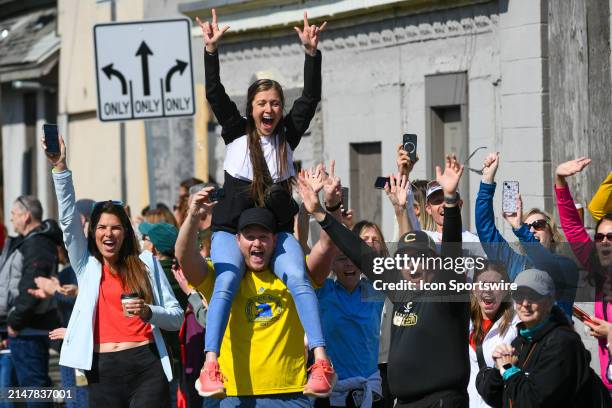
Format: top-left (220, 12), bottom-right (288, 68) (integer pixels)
top-left (477, 306), bottom-right (610, 407)
top-left (7, 221), bottom-right (60, 331)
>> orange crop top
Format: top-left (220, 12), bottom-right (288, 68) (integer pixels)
top-left (93, 264), bottom-right (153, 344)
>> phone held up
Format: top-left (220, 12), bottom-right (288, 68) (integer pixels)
top-left (402, 133), bottom-right (418, 162)
top-left (502, 181), bottom-right (519, 214)
top-left (374, 177), bottom-right (390, 190)
top-left (341, 187), bottom-right (349, 215)
top-left (43, 124), bottom-right (60, 154)
top-left (209, 188), bottom-right (225, 202)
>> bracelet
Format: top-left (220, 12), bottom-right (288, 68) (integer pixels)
top-left (325, 202), bottom-right (342, 212)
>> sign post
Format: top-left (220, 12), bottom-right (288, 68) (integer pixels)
top-left (94, 18), bottom-right (196, 208)
top-left (94, 19), bottom-right (195, 121)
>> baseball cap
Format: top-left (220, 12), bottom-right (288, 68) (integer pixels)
top-left (396, 230), bottom-right (437, 255)
top-left (425, 181), bottom-right (460, 202)
top-left (139, 222), bottom-right (178, 255)
top-left (513, 269), bottom-right (555, 297)
top-left (425, 181), bottom-right (443, 201)
top-left (238, 208), bottom-right (277, 233)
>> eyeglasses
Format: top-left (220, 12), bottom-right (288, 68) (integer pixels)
top-left (91, 200), bottom-right (124, 212)
top-left (595, 232), bottom-right (612, 243)
top-left (526, 219), bottom-right (548, 231)
top-left (465, 146), bottom-right (488, 175)
top-left (511, 290), bottom-right (545, 303)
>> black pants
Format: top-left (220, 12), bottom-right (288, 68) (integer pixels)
top-left (85, 343), bottom-right (170, 408)
top-left (378, 363), bottom-right (395, 408)
top-left (395, 390), bottom-right (468, 408)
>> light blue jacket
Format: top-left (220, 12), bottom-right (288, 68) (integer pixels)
top-left (53, 170), bottom-right (183, 381)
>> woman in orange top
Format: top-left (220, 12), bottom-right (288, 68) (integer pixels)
top-left (44, 135), bottom-right (183, 408)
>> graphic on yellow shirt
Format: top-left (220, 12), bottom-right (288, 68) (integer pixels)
top-left (196, 261), bottom-right (307, 396)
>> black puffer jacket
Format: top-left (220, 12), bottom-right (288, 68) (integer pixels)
top-left (476, 306), bottom-right (611, 407)
top-left (6, 221), bottom-right (60, 331)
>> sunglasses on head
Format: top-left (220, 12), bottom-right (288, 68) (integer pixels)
top-left (16, 196), bottom-right (32, 213)
top-left (526, 219), bottom-right (547, 231)
top-left (91, 200), bottom-right (124, 212)
top-left (595, 232), bottom-right (612, 242)
top-left (511, 289), bottom-right (545, 303)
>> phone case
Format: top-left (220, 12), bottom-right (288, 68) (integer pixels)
top-left (502, 181), bottom-right (519, 213)
top-left (403, 134), bottom-right (418, 162)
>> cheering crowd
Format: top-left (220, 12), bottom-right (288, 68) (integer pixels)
top-left (1, 9), bottom-right (612, 408)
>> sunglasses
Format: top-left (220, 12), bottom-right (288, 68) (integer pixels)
top-left (595, 232), bottom-right (612, 243)
top-left (16, 196), bottom-right (32, 213)
top-left (465, 146), bottom-right (488, 175)
top-left (92, 200), bottom-right (124, 212)
top-left (511, 290), bottom-right (545, 303)
top-left (526, 219), bottom-right (548, 231)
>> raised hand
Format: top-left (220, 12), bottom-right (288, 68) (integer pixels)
top-left (196, 9), bottom-right (230, 53)
top-left (172, 264), bottom-right (194, 296)
top-left (435, 154), bottom-right (464, 198)
top-left (41, 134), bottom-right (67, 171)
top-left (384, 173), bottom-right (408, 209)
top-left (297, 171), bottom-right (323, 215)
top-left (556, 157), bottom-right (592, 178)
top-left (294, 11), bottom-right (327, 56)
top-left (322, 160), bottom-right (342, 207)
top-left (481, 152), bottom-right (499, 184)
top-left (304, 164), bottom-right (325, 193)
top-left (502, 194), bottom-right (523, 229)
top-left (396, 144), bottom-right (418, 177)
top-left (188, 187), bottom-right (217, 219)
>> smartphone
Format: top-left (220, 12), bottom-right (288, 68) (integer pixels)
top-left (502, 181), bottom-right (519, 214)
top-left (402, 133), bottom-right (418, 162)
top-left (209, 188), bottom-right (225, 202)
top-left (43, 124), bottom-right (60, 154)
top-left (374, 177), bottom-right (390, 189)
top-left (341, 187), bottom-right (349, 215)
top-left (572, 305), bottom-right (599, 326)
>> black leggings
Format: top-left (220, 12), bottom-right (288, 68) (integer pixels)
top-left (85, 343), bottom-right (170, 408)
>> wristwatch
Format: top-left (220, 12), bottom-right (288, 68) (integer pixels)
top-left (444, 193), bottom-right (459, 205)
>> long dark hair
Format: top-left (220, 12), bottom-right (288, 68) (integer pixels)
top-left (470, 261), bottom-right (515, 346)
top-left (245, 79), bottom-right (291, 207)
top-left (89, 202), bottom-right (153, 304)
top-left (588, 213), bottom-right (612, 291)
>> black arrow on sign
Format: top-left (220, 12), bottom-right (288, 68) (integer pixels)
top-left (165, 60), bottom-right (188, 92)
top-left (135, 41), bottom-right (153, 96)
top-left (102, 63), bottom-right (127, 95)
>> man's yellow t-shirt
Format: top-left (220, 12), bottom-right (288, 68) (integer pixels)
top-left (196, 260), bottom-right (307, 396)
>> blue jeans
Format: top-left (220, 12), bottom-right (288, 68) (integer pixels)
top-left (205, 231), bottom-right (325, 354)
top-left (60, 365), bottom-right (88, 408)
top-left (204, 393), bottom-right (310, 408)
top-left (0, 352), bottom-right (17, 408)
top-left (8, 335), bottom-right (51, 408)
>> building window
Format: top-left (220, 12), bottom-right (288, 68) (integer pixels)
top-left (349, 142), bottom-right (381, 226)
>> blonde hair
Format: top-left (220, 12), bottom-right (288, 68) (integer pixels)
top-left (412, 180), bottom-right (436, 231)
top-left (144, 208), bottom-right (179, 229)
top-left (523, 208), bottom-right (565, 253)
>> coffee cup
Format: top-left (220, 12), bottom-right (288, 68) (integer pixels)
top-left (121, 293), bottom-right (139, 317)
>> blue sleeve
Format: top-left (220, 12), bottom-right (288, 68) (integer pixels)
top-left (513, 225), bottom-right (578, 316)
top-left (475, 182), bottom-right (527, 280)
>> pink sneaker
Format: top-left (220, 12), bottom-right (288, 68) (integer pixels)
top-left (303, 359), bottom-right (337, 397)
top-left (195, 361), bottom-right (226, 398)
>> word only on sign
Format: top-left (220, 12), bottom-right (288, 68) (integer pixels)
top-left (94, 19), bottom-right (195, 121)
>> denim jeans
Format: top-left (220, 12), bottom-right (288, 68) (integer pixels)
top-left (205, 231), bottom-right (325, 354)
top-left (60, 365), bottom-right (88, 408)
top-left (8, 335), bottom-right (51, 408)
top-left (204, 393), bottom-right (310, 408)
top-left (0, 352), bottom-right (17, 408)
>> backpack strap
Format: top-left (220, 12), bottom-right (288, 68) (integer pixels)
top-left (476, 344), bottom-right (487, 369)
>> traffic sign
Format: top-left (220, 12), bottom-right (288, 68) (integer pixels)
top-left (94, 19), bottom-right (196, 122)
